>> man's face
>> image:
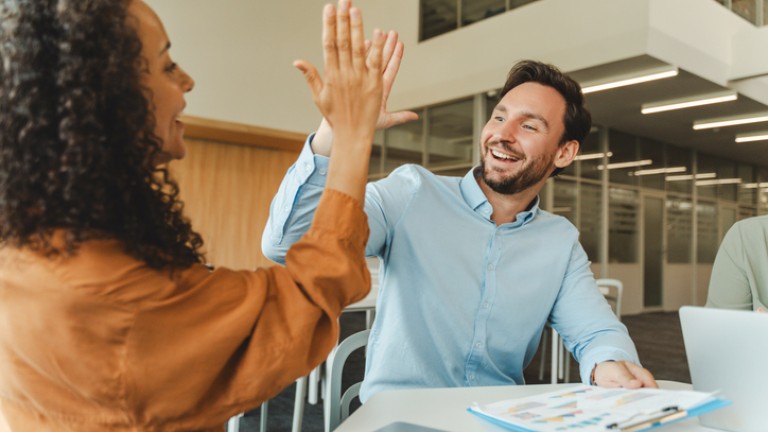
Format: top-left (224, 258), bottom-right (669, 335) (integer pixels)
top-left (479, 82), bottom-right (574, 195)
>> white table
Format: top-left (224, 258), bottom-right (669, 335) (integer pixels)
top-left (335, 381), bottom-right (721, 431)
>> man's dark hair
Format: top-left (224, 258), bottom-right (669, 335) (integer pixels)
top-left (499, 60), bottom-right (592, 176)
top-left (0, 0), bottom-right (204, 269)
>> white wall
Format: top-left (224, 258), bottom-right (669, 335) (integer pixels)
top-left (145, 0), bottom-right (768, 134)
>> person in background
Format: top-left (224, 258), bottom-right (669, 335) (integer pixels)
top-left (0, 0), bottom-right (385, 429)
top-left (263, 58), bottom-right (658, 402)
top-left (707, 216), bottom-right (768, 312)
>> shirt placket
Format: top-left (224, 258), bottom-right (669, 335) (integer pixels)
top-left (465, 225), bottom-right (500, 385)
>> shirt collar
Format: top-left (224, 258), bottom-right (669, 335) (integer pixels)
top-left (460, 167), bottom-right (541, 225)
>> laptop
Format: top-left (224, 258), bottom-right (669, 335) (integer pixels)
top-left (679, 306), bottom-right (768, 432)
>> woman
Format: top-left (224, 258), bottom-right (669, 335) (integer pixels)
top-left (0, 0), bottom-right (388, 429)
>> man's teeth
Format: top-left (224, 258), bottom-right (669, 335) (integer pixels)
top-left (491, 149), bottom-right (517, 160)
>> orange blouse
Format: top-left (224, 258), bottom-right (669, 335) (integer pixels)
top-left (0, 189), bottom-right (370, 431)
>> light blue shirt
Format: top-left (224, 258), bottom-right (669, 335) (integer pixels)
top-left (263, 137), bottom-right (639, 402)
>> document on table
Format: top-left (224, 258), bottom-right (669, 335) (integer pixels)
top-left (468, 385), bottom-right (729, 432)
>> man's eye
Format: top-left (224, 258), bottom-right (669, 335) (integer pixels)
top-left (522, 124), bottom-right (538, 131)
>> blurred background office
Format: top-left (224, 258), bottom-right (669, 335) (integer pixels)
top-left (146, 0), bottom-right (768, 318)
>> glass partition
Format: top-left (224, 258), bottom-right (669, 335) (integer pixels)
top-left (609, 187), bottom-right (638, 263)
top-left (426, 98), bottom-right (474, 170)
top-left (666, 195), bottom-right (692, 263)
top-left (696, 201), bottom-right (718, 263)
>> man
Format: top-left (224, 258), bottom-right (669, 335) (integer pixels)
top-left (263, 55), bottom-right (656, 402)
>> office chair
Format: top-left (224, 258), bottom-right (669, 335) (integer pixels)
top-left (324, 329), bottom-right (371, 432)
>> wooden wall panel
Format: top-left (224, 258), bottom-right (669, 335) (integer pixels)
top-left (170, 117), bottom-right (303, 270)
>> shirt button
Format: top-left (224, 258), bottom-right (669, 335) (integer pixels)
top-left (319, 168), bottom-right (327, 176)
top-left (487, 264), bottom-right (494, 271)
top-left (482, 302), bottom-right (490, 308)
top-left (468, 374), bottom-right (475, 380)
top-left (475, 342), bottom-right (482, 348)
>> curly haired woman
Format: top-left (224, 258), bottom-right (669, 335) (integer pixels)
top-left (0, 0), bottom-right (392, 429)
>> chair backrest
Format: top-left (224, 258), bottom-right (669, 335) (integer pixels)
top-left (324, 329), bottom-right (370, 432)
top-left (595, 278), bottom-right (623, 319)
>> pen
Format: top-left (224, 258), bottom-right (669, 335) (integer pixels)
top-left (606, 406), bottom-right (686, 431)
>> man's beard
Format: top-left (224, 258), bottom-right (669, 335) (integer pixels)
top-left (478, 147), bottom-right (555, 195)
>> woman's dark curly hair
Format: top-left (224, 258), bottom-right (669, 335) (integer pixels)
top-left (0, 0), bottom-right (204, 269)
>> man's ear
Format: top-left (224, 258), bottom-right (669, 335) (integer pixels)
top-left (554, 140), bottom-right (580, 169)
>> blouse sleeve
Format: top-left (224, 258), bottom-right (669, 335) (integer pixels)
top-left (124, 189), bottom-right (370, 427)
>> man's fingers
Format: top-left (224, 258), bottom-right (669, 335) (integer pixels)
top-left (624, 361), bottom-right (658, 388)
top-left (349, 6), bottom-right (366, 70)
top-left (322, 3), bottom-right (338, 71)
top-left (294, 60), bottom-right (324, 101)
top-left (335, 0), bottom-right (352, 67)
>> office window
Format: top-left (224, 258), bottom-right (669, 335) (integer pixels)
top-left (732, 0), bottom-right (757, 24)
top-left (578, 129), bottom-right (602, 181)
top-left (579, 182), bottom-right (601, 261)
top-left (553, 178), bottom-right (576, 223)
top-left (609, 187), bottom-right (638, 263)
top-left (636, 137), bottom-right (665, 191)
top-left (426, 98), bottom-right (474, 170)
top-left (665, 145), bottom-right (692, 194)
top-left (607, 130), bottom-right (639, 186)
top-left (737, 163), bottom-right (756, 208)
top-left (461, 0), bottom-right (505, 27)
top-left (666, 195), bottom-right (692, 263)
top-left (697, 153), bottom-right (718, 199)
top-left (420, 0), bottom-right (458, 40)
top-left (716, 159), bottom-right (738, 201)
top-left (383, 110), bottom-right (424, 173)
top-left (696, 201), bottom-right (718, 263)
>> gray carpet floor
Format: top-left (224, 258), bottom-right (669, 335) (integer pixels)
top-left (237, 311), bottom-right (689, 431)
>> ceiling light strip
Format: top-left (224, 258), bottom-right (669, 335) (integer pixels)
top-left (597, 159), bottom-right (653, 170)
top-left (665, 172), bottom-right (717, 182)
top-left (641, 92), bottom-right (737, 115)
top-left (693, 112), bottom-right (768, 130)
top-left (575, 151), bottom-right (613, 161)
top-left (695, 178), bottom-right (742, 186)
top-left (582, 68), bottom-right (679, 94)
top-left (735, 131), bottom-right (768, 143)
top-left (629, 166), bottom-right (687, 176)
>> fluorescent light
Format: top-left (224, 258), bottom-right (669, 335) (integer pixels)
top-left (693, 112), bottom-right (768, 130)
top-left (743, 182), bottom-right (768, 189)
top-left (628, 166), bottom-right (687, 176)
top-left (641, 91), bottom-right (737, 115)
top-left (736, 131), bottom-right (768, 143)
top-left (575, 151), bottom-right (613, 161)
top-left (582, 67), bottom-right (678, 94)
top-left (695, 178), bottom-right (742, 186)
top-left (665, 172), bottom-right (717, 182)
top-left (597, 159), bottom-right (653, 170)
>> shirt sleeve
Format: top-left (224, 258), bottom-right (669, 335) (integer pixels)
top-left (549, 241), bottom-right (640, 385)
top-left (126, 189), bottom-right (371, 427)
top-left (707, 221), bottom-right (754, 310)
top-left (262, 134), bottom-right (330, 265)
